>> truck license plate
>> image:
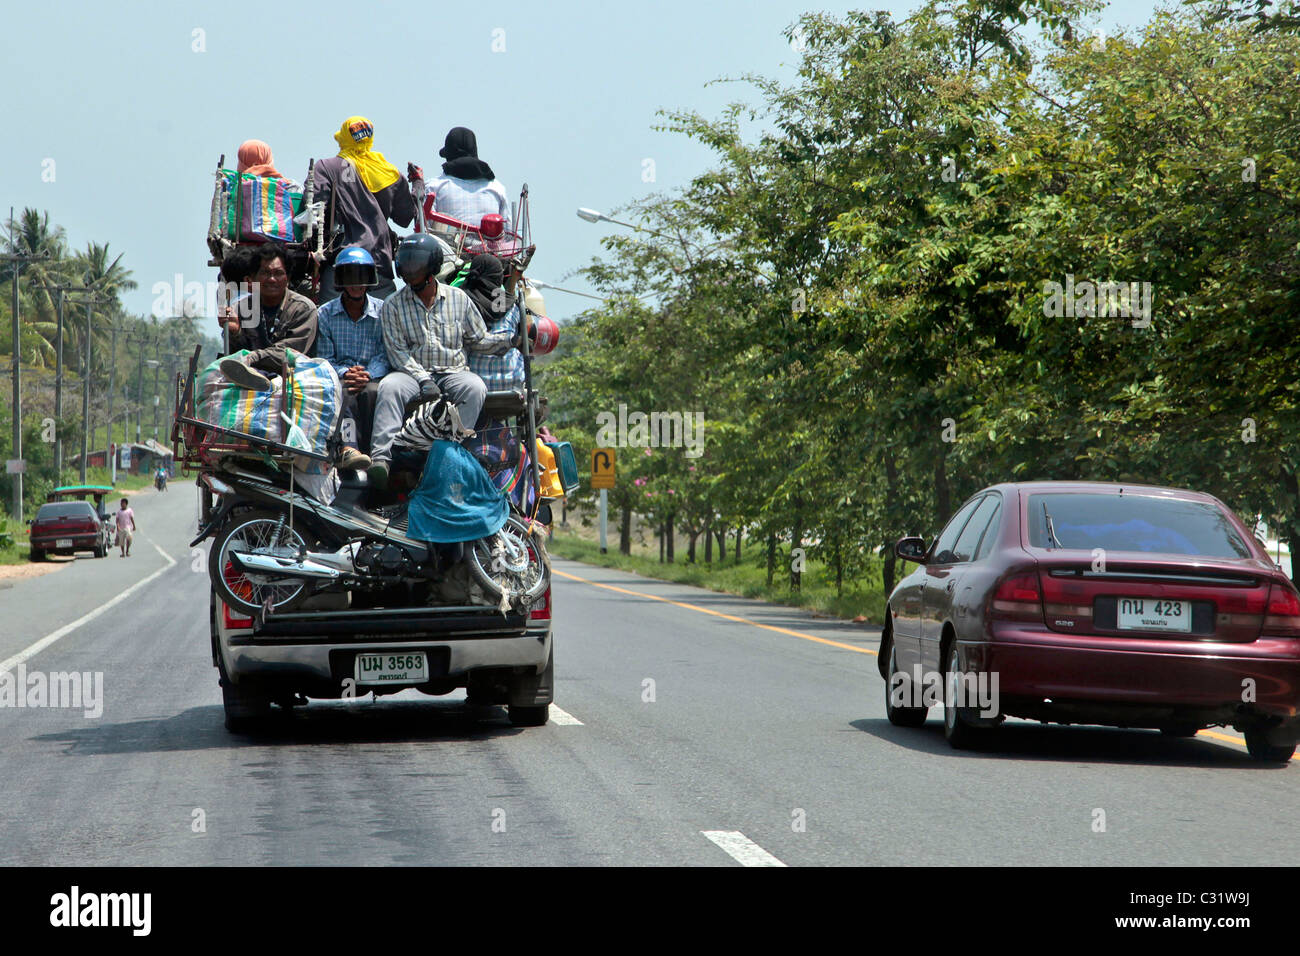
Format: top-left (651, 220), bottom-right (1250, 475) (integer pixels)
top-left (56, 538), bottom-right (73, 548)
top-left (1117, 597), bottom-right (1190, 632)
top-left (355, 652), bottom-right (428, 685)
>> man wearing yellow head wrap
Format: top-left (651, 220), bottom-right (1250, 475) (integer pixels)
top-left (333, 116), bottom-right (401, 193)
top-left (309, 116), bottom-right (415, 302)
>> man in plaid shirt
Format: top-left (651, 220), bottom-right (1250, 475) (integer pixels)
top-left (368, 234), bottom-right (513, 488)
top-left (314, 247), bottom-right (391, 462)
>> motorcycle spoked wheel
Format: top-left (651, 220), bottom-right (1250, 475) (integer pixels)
top-left (209, 508), bottom-right (317, 617)
top-left (466, 516), bottom-right (550, 607)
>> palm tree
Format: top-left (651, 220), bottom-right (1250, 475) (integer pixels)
top-left (73, 241), bottom-right (138, 389)
top-left (2, 208), bottom-right (78, 368)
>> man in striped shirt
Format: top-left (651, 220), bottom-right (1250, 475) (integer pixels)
top-left (368, 234), bottom-right (513, 488)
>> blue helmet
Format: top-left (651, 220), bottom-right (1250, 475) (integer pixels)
top-left (333, 245), bottom-right (377, 288)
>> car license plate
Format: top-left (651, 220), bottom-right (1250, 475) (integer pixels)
top-left (56, 538), bottom-right (73, 548)
top-left (355, 652), bottom-right (428, 685)
top-left (1117, 597), bottom-right (1190, 632)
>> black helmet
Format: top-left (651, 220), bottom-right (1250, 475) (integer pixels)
top-left (396, 233), bottom-right (444, 289)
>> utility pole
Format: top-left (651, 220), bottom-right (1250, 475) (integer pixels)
top-left (1, 208), bottom-right (51, 520)
top-left (152, 343), bottom-right (164, 440)
top-left (45, 284), bottom-right (89, 482)
top-left (67, 293), bottom-right (105, 485)
top-left (106, 319), bottom-right (118, 453)
top-left (81, 296), bottom-right (91, 483)
top-left (135, 336), bottom-right (147, 444)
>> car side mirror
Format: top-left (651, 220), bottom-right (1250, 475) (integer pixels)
top-left (895, 536), bottom-right (929, 564)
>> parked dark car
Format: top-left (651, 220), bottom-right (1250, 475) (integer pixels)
top-left (880, 481), bottom-right (1300, 762)
top-left (28, 501), bottom-right (110, 560)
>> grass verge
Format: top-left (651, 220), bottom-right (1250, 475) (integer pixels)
top-left (548, 530), bottom-right (887, 626)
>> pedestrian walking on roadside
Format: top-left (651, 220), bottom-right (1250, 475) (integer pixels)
top-left (115, 498), bottom-right (136, 557)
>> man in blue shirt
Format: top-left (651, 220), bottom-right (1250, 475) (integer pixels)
top-left (314, 247), bottom-right (390, 465)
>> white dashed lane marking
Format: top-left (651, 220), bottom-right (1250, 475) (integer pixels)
top-left (548, 704), bottom-right (583, 725)
top-left (701, 830), bottom-right (787, 867)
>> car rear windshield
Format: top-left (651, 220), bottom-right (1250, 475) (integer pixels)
top-left (36, 502), bottom-right (96, 520)
top-left (1027, 493), bottom-right (1252, 559)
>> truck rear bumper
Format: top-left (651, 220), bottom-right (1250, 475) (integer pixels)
top-left (225, 629), bottom-right (551, 686)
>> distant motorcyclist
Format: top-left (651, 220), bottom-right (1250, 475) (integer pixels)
top-left (154, 465), bottom-right (168, 491)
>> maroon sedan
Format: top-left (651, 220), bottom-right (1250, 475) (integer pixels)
top-left (880, 481), bottom-right (1300, 761)
top-left (28, 500), bottom-right (110, 560)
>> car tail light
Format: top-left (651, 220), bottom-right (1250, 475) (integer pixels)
top-left (1262, 581), bottom-right (1300, 637)
top-left (222, 600), bottom-right (253, 630)
top-left (530, 585), bottom-right (551, 621)
top-left (990, 568), bottom-right (1043, 622)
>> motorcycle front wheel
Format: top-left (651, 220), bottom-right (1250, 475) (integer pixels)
top-left (467, 515), bottom-right (550, 607)
top-left (209, 509), bottom-right (311, 617)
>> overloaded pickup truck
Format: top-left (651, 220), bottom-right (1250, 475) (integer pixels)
top-left (176, 335), bottom-right (558, 734)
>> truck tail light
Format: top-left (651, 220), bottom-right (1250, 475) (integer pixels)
top-left (530, 586), bottom-right (551, 621)
top-left (222, 600), bottom-right (253, 630)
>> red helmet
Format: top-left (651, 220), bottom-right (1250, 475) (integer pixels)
top-left (531, 314), bottom-right (559, 355)
top-left (479, 213), bottom-right (506, 239)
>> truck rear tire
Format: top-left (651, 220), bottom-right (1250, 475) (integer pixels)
top-left (222, 679), bottom-right (273, 734)
top-left (508, 704), bottom-right (550, 727)
top-left (507, 644), bottom-right (553, 727)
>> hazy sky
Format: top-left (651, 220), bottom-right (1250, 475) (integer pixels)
top-left (2, 0), bottom-right (1160, 324)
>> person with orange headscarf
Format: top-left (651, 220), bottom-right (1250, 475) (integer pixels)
top-left (309, 116), bottom-right (415, 302)
top-left (236, 139), bottom-right (301, 190)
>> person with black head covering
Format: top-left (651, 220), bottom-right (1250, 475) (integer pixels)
top-left (427, 127), bottom-right (512, 230)
top-left (457, 254), bottom-right (526, 393)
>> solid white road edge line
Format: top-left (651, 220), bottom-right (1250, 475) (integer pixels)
top-left (701, 830), bottom-right (787, 867)
top-left (548, 704), bottom-right (583, 725)
top-left (0, 541), bottom-right (178, 673)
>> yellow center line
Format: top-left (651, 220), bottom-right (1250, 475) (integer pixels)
top-left (552, 567), bottom-right (878, 655)
top-left (1197, 729), bottom-right (1247, 748)
top-left (553, 569), bottom-right (1265, 753)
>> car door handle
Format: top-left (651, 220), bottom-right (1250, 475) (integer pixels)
top-left (946, 579), bottom-right (957, 593)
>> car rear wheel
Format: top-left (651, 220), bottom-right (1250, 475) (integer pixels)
top-left (29, 547), bottom-right (44, 562)
top-left (943, 642), bottom-right (985, 749)
top-left (1244, 729), bottom-right (1296, 763)
top-left (885, 640), bottom-right (928, 728)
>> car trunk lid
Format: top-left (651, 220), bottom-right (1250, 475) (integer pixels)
top-left (1034, 554), bottom-right (1273, 642)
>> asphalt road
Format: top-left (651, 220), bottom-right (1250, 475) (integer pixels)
top-left (0, 481), bottom-right (1294, 866)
